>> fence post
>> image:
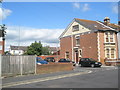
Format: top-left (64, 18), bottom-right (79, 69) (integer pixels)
top-left (20, 56), bottom-right (23, 76)
top-left (35, 55), bottom-right (37, 74)
top-left (0, 54), bottom-right (2, 89)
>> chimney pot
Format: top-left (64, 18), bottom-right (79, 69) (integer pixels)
top-left (104, 17), bottom-right (110, 25)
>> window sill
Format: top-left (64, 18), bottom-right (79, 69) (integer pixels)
top-left (76, 45), bottom-right (80, 46)
top-left (104, 43), bottom-right (115, 45)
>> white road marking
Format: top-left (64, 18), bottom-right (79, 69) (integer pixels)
top-left (2, 71), bottom-right (92, 88)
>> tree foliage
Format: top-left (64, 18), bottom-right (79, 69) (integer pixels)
top-left (25, 41), bottom-right (51, 56)
top-left (42, 46), bottom-right (51, 55)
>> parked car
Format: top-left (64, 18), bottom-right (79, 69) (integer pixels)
top-left (58, 58), bottom-right (76, 66)
top-left (58, 58), bottom-right (71, 62)
top-left (79, 58), bottom-right (102, 67)
top-left (44, 57), bottom-right (55, 62)
top-left (36, 57), bottom-right (48, 65)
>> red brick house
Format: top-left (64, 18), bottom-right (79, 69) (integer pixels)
top-left (59, 17), bottom-right (120, 65)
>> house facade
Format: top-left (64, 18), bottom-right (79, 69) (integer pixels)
top-left (9, 46), bottom-right (28, 55)
top-left (59, 17), bottom-right (120, 65)
top-left (48, 47), bottom-right (60, 55)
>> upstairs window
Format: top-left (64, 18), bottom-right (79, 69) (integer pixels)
top-left (105, 32), bottom-right (115, 43)
top-left (110, 32), bottom-right (114, 42)
top-left (105, 32), bottom-right (109, 42)
top-left (73, 25), bottom-right (79, 32)
top-left (75, 36), bottom-right (80, 46)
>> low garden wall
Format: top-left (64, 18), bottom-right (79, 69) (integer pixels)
top-left (36, 63), bottom-right (74, 74)
top-left (105, 59), bottom-right (120, 66)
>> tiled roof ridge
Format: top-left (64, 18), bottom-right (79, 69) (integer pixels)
top-left (75, 18), bottom-right (96, 22)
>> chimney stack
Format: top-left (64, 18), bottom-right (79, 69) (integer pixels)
top-left (104, 17), bottom-right (110, 25)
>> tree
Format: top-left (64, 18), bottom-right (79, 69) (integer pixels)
top-left (26, 41), bottom-right (42, 56)
top-left (25, 41), bottom-right (51, 56)
top-left (42, 46), bottom-right (51, 55)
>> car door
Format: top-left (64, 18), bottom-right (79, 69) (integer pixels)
top-left (84, 58), bottom-right (90, 66)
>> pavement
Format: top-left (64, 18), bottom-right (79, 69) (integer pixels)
top-left (2, 65), bottom-right (118, 88)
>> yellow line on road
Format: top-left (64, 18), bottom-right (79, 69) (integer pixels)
top-left (2, 71), bottom-right (92, 88)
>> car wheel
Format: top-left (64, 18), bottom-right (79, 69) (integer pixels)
top-left (91, 64), bottom-right (95, 68)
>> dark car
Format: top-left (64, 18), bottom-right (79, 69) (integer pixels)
top-left (36, 57), bottom-right (48, 64)
top-left (44, 57), bottom-right (55, 62)
top-left (79, 58), bottom-right (102, 67)
top-left (58, 58), bottom-right (71, 62)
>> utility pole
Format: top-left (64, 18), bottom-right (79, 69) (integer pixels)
top-left (0, 24), bottom-right (7, 55)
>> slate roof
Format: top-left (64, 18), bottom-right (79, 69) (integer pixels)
top-left (48, 47), bottom-right (59, 52)
top-left (10, 46), bottom-right (28, 51)
top-left (75, 18), bottom-right (116, 31)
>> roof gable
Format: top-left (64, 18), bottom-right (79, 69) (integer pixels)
top-left (59, 18), bottom-right (91, 38)
top-left (59, 18), bottom-right (118, 38)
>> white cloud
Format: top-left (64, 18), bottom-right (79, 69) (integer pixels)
top-left (0, 8), bottom-right (12, 20)
top-left (73, 2), bottom-right (80, 9)
top-left (73, 3), bottom-right (90, 12)
top-left (5, 26), bottom-right (64, 51)
top-left (112, 5), bottom-right (118, 14)
top-left (82, 4), bottom-right (90, 12)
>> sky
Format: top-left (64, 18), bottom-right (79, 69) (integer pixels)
top-left (0, 2), bottom-right (119, 51)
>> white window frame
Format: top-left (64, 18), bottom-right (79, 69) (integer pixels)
top-left (78, 49), bottom-right (82, 57)
top-left (75, 35), bottom-right (80, 46)
top-left (65, 51), bottom-right (69, 59)
top-left (104, 32), bottom-right (115, 43)
top-left (105, 48), bottom-right (116, 59)
top-left (72, 25), bottom-right (79, 32)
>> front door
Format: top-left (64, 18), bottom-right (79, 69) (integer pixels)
top-left (75, 51), bottom-right (79, 63)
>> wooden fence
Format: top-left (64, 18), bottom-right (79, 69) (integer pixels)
top-left (1, 55), bottom-right (36, 77)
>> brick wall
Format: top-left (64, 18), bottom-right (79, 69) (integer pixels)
top-left (60, 36), bottom-right (72, 60)
top-left (79, 32), bottom-right (98, 60)
top-left (99, 32), bottom-right (105, 64)
top-left (38, 55), bottom-right (61, 62)
top-left (60, 32), bottom-right (98, 62)
top-left (36, 63), bottom-right (73, 74)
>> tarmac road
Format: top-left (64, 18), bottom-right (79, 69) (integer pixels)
top-left (2, 66), bottom-right (118, 88)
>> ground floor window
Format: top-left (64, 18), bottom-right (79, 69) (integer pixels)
top-left (79, 49), bottom-right (82, 57)
top-left (65, 52), bottom-right (69, 59)
top-left (105, 48), bottom-right (116, 59)
top-left (111, 48), bottom-right (115, 58)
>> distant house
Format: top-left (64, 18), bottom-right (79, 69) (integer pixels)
top-left (9, 46), bottom-right (28, 55)
top-left (0, 30), bottom-right (5, 55)
top-left (59, 17), bottom-right (120, 65)
top-left (48, 47), bottom-right (60, 55)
